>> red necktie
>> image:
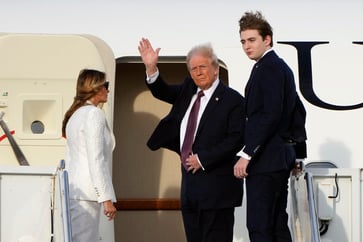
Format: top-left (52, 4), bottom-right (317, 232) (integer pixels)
top-left (181, 90), bottom-right (204, 170)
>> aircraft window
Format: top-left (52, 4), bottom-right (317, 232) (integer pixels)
top-left (31, 120), bottom-right (45, 134)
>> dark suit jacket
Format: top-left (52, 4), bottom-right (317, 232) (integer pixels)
top-left (244, 50), bottom-right (298, 175)
top-left (147, 75), bottom-right (245, 210)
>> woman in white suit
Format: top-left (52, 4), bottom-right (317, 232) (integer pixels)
top-left (62, 69), bottom-right (117, 242)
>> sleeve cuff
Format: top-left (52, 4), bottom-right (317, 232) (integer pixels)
top-left (237, 146), bottom-right (251, 160)
top-left (240, 152), bottom-right (251, 160)
top-left (146, 69), bottom-right (159, 83)
top-left (196, 154), bottom-right (205, 170)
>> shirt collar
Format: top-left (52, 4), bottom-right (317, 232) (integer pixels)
top-left (197, 78), bottom-right (219, 100)
top-left (257, 48), bottom-right (273, 62)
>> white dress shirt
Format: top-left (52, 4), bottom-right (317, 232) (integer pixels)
top-left (179, 78), bottom-right (219, 150)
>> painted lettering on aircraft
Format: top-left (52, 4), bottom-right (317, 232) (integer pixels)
top-left (279, 41), bottom-right (363, 110)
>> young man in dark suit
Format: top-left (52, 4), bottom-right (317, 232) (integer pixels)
top-left (234, 11), bottom-right (305, 242)
top-left (138, 38), bottom-right (245, 242)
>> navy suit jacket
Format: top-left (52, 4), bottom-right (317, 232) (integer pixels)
top-left (147, 75), bottom-right (245, 210)
top-left (244, 50), bottom-right (297, 175)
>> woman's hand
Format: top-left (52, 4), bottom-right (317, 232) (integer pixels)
top-left (103, 200), bottom-right (117, 220)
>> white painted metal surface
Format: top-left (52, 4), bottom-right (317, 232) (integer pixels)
top-left (0, 164), bottom-right (72, 242)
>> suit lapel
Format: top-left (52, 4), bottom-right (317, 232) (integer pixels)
top-left (245, 51), bottom-right (276, 108)
top-left (195, 82), bottom-right (226, 137)
top-left (245, 63), bottom-right (258, 97)
top-left (176, 79), bottom-right (198, 120)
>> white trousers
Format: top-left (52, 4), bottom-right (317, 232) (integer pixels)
top-left (70, 199), bottom-right (101, 242)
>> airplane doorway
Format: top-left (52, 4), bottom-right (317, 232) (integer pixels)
top-left (112, 56), bottom-right (229, 242)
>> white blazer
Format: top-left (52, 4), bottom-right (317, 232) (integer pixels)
top-left (65, 105), bottom-right (116, 203)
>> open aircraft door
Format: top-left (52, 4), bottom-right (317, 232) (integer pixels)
top-left (0, 33), bottom-right (116, 242)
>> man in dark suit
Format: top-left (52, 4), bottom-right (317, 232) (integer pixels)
top-left (138, 38), bottom-right (245, 242)
top-left (234, 11), bottom-right (305, 242)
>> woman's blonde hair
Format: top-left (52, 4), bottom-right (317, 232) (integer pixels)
top-left (62, 69), bottom-right (106, 137)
